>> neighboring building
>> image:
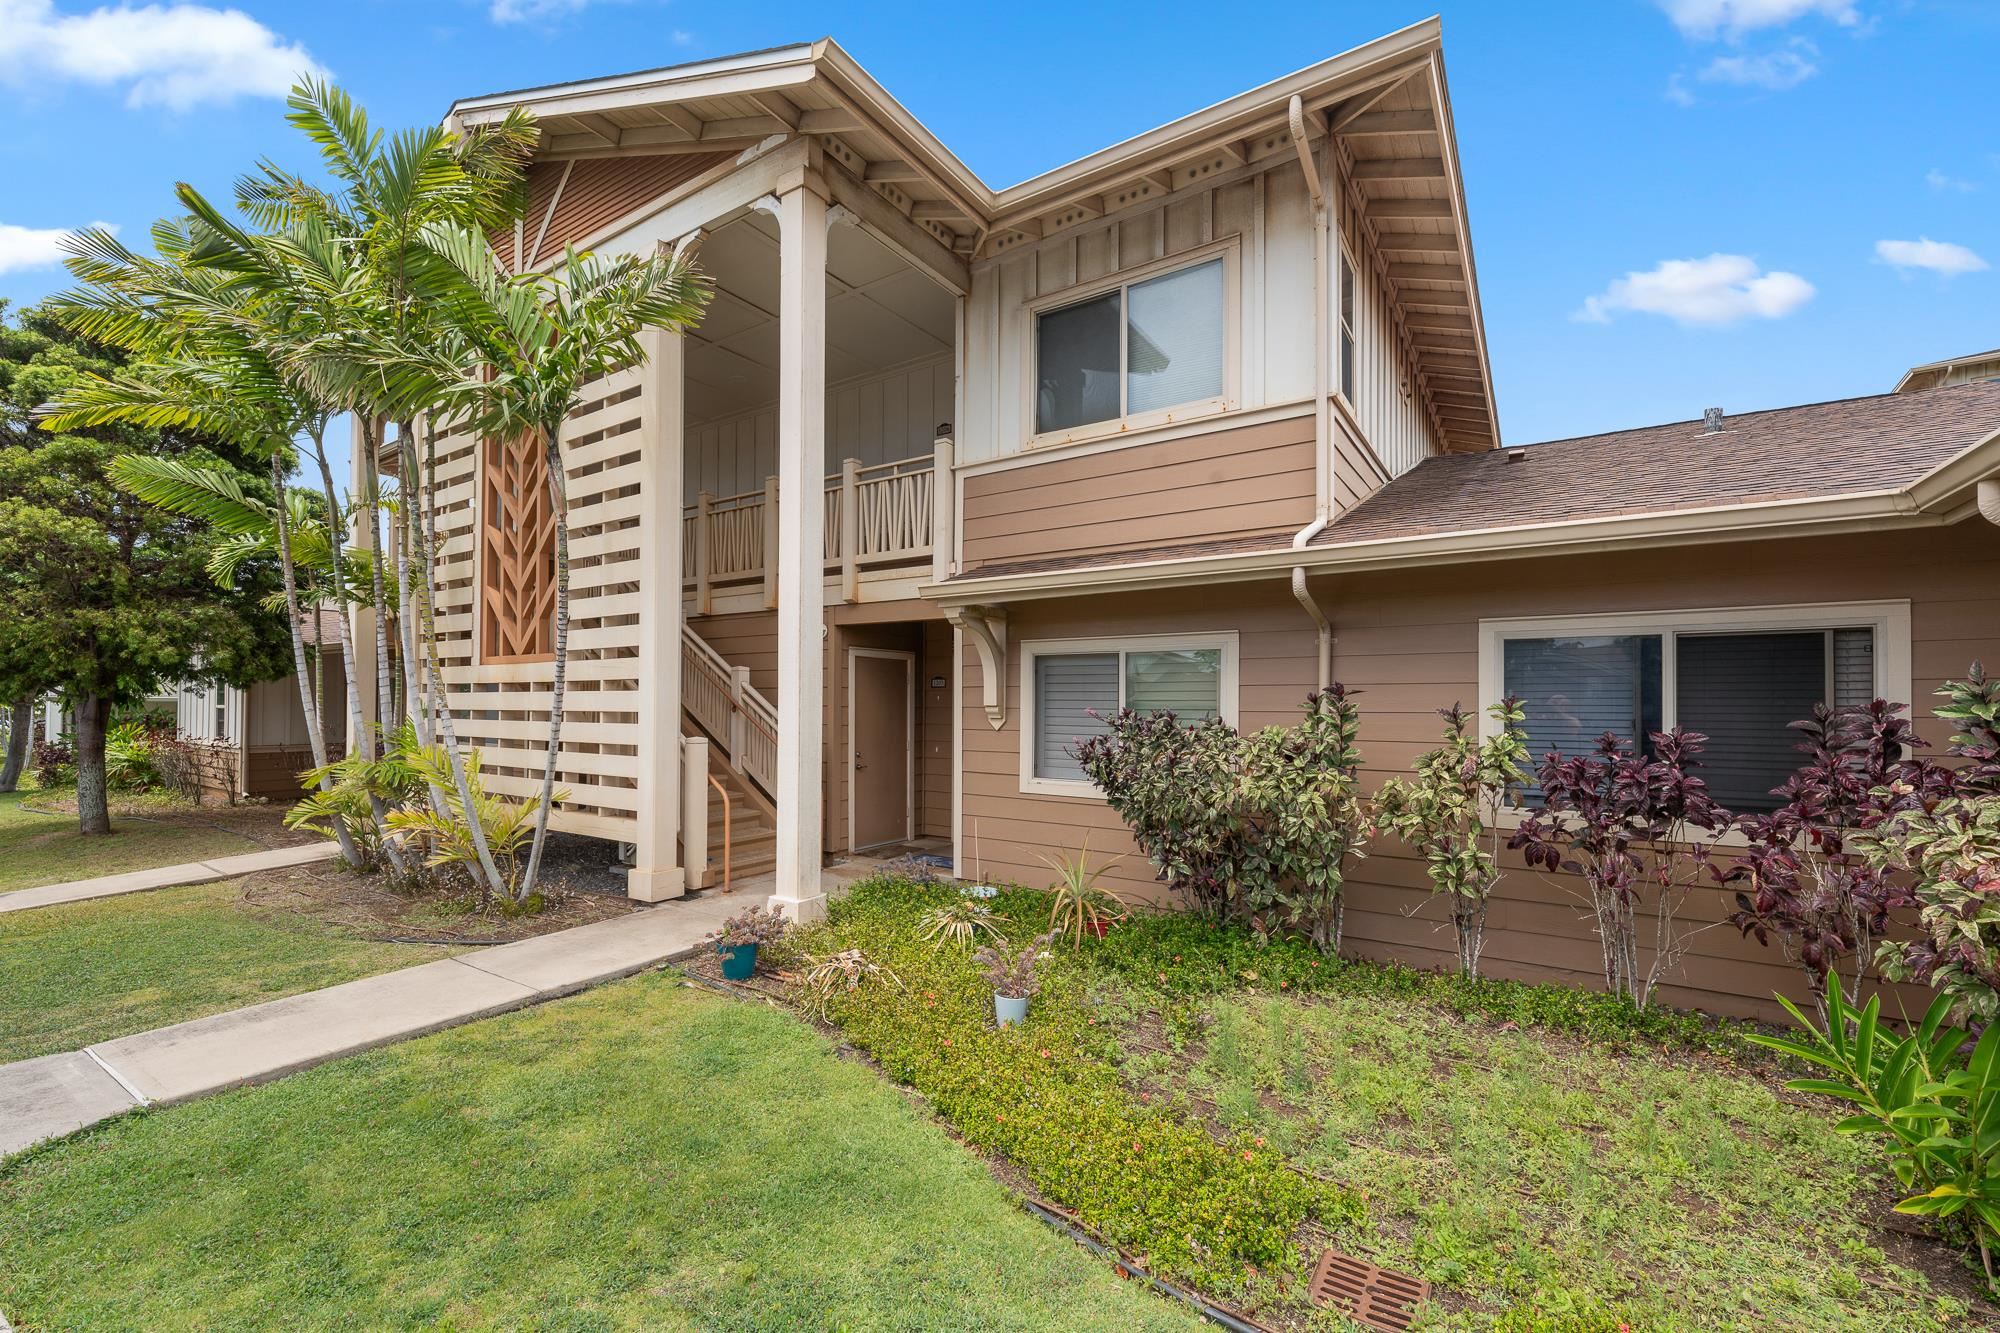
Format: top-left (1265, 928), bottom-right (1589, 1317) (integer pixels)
top-left (172, 611), bottom-right (349, 801)
top-left (420, 21), bottom-right (2000, 1020)
top-left (1898, 348), bottom-right (2000, 394)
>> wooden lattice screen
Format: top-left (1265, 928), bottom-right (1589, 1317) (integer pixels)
top-left (480, 434), bottom-right (558, 663)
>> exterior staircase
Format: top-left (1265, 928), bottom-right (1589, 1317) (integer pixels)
top-left (679, 626), bottom-right (781, 888)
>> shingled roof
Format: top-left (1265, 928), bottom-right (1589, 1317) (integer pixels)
top-left (1313, 377), bottom-right (2000, 547)
top-left (941, 377), bottom-right (2000, 587)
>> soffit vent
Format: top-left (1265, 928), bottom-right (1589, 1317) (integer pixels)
top-left (1307, 1250), bottom-right (1431, 1331)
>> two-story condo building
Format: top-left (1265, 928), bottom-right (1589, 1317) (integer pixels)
top-left (409, 19), bottom-right (2000, 1021)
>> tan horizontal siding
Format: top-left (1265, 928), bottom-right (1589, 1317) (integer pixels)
top-left (956, 519), bottom-right (2000, 1022)
top-left (960, 416), bottom-right (1314, 572)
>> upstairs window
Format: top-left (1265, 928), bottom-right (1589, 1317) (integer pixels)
top-left (1034, 256), bottom-right (1226, 437)
top-left (1483, 604), bottom-right (1908, 814)
top-left (1337, 246), bottom-right (1357, 404)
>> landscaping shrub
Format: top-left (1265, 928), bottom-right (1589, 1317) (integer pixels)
top-left (1722, 698), bottom-right (1952, 1018)
top-left (1373, 697), bottom-right (1531, 980)
top-left (798, 877), bottom-right (1354, 1289)
top-left (1864, 665), bottom-right (2000, 1022)
top-left (1074, 687), bottom-right (1368, 950)
top-left (31, 736), bottom-right (74, 789)
top-left (1511, 728), bottom-right (1730, 1010)
top-left (1753, 986), bottom-right (2000, 1294)
top-left (104, 720), bottom-right (163, 791)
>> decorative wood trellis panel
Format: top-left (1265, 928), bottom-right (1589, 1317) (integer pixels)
top-left (428, 364), bottom-right (652, 843)
top-left (480, 434), bottom-right (558, 663)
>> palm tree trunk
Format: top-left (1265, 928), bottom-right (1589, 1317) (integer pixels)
top-left (75, 693), bottom-right (112, 836)
top-left (411, 417), bottom-right (508, 897)
top-left (271, 456), bottom-right (364, 869)
top-left (307, 426), bottom-right (406, 875)
top-left (518, 421), bottom-right (570, 902)
top-left (362, 418), bottom-right (397, 751)
top-left (0, 697), bottom-right (30, 792)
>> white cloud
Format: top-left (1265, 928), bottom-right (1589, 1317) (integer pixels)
top-left (1875, 237), bottom-right (1989, 277)
top-left (0, 0), bottom-right (324, 110)
top-left (1577, 254), bottom-right (1815, 326)
top-left (1657, 0), bottom-right (1860, 40)
top-left (1927, 168), bottom-right (1977, 193)
top-left (0, 220), bottom-right (112, 275)
top-left (1698, 45), bottom-right (1818, 89)
top-left (490, 0), bottom-right (590, 21)
top-left (1664, 73), bottom-right (1697, 106)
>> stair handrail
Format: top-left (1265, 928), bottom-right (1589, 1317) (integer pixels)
top-left (682, 625), bottom-right (779, 800)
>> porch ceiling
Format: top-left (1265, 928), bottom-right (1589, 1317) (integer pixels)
top-left (682, 212), bottom-right (955, 424)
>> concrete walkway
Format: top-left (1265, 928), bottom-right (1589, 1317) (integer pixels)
top-left (0, 842), bottom-right (340, 915)
top-left (0, 860), bottom-right (882, 1159)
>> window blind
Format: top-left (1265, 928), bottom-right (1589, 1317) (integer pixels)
top-left (1034, 653), bottom-right (1118, 781)
top-left (1676, 631), bottom-right (1828, 813)
top-left (1125, 648), bottom-right (1222, 720)
top-left (1833, 628), bottom-right (1875, 707)
top-left (1504, 635), bottom-right (1662, 767)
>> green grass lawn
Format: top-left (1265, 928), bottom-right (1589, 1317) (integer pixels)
top-left (0, 788), bottom-right (262, 894)
top-left (795, 878), bottom-right (1993, 1332)
top-left (0, 879), bottom-right (442, 1063)
top-left (0, 972), bottom-right (1200, 1332)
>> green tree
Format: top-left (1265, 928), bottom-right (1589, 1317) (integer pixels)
top-left (0, 303), bottom-right (289, 833)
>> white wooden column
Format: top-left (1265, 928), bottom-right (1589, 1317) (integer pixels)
top-left (628, 326), bottom-right (687, 901)
top-left (765, 178), bottom-right (830, 921)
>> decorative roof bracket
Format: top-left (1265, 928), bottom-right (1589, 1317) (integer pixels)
top-left (946, 604), bottom-right (1008, 730)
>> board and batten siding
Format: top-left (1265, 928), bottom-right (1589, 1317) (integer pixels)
top-left (957, 519), bottom-right (2000, 1022)
top-left (959, 414), bottom-right (1316, 572)
top-left (958, 149), bottom-right (1438, 513)
top-left (685, 355), bottom-right (953, 501)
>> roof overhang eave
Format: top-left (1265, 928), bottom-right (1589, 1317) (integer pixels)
top-left (920, 483), bottom-right (1984, 608)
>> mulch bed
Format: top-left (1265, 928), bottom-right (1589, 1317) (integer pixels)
top-left (232, 830), bottom-right (643, 945)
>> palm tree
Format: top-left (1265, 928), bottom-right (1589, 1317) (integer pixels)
top-left (397, 224), bottom-right (710, 901)
top-left (43, 232), bottom-right (373, 867)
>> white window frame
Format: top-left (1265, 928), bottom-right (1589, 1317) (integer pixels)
top-left (1477, 599), bottom-right (1913, 824)
top-left (1019, 631), bottom-right (1240, 798)
top-left (1022, 239), bottom-right (1241, 452)
top-left (1334, 241), bottom-right (1358, 412)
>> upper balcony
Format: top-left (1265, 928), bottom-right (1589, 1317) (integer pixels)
top-left (683, 447), bottom-right (945, 612)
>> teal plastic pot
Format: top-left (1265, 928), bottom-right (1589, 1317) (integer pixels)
top-left (994, 993), bottom-right (1028, 1027)
top-left (719, 943), bottom-right (758, 981)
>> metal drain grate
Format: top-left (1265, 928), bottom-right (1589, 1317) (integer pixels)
top-left (1307, 1250), bottom-right (1430, 1332)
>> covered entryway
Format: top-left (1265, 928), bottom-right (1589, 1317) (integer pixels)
top-left (847, 647), bottom-right (914, 850)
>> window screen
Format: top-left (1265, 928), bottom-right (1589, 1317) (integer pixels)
top-left (1832, 627), bottom-right (1875, 707)
top-left (1504, 635), bottom-right (1663, 767)
top-left (1033, 653), bottom-right (1118, 781)
top-left (1035, 291), bottom-right (1121, 433)
top-left (1126, 260), bottom-right (1224, 415)
top-left (1124, 648), bottom-right (1222, 720)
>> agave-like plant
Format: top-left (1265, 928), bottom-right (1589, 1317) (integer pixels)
top-left (917, 897), bottom-right (1008, 950)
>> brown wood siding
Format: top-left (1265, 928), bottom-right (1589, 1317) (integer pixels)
top-left (959, 415), bottom-right (1316, 573)
top-left (502, 152), bottom-right (732, 271)
top-left (955, 519), bottom-right (2000, 1022)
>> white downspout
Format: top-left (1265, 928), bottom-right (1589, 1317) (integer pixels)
top-left (1979, 477), bottom-right (2000, 527)
top-left (1290, 516), bottom-right (1332, 690)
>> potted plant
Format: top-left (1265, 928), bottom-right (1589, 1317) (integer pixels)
top-left (1041, 843), bottom-right (1128, 946)
top-left (710, 904), bottom-right (789, 981)
top-left (974, 929), bottom-right (1058, 1027)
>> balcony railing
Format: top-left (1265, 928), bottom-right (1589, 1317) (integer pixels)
top-left (683, 443), bottom-right (947, 609)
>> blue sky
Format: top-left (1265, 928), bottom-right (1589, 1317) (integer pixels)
top-left (1, 0), bottom-right (1993, 452)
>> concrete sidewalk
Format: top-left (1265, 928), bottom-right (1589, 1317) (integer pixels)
top-left (0, 842), bottom-right (340, 916)
top-left (0, 888), bottom-right (746, 1158)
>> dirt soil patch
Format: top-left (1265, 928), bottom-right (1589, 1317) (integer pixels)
top-left (237, 832), bottom-right (642, 945)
